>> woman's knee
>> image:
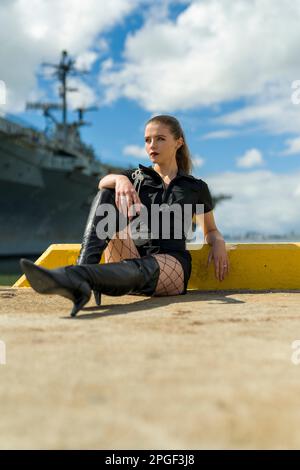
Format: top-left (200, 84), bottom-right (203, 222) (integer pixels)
top-left (104, 235), bottom-right (141, 263)
top-left (153, 254), bottom-right (185, 296)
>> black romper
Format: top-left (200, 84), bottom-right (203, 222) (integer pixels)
top-left (119, 163), bottom-right (213, 294)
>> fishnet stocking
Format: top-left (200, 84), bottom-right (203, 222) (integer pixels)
top-left (104, 223), bottom-right (140, 263)
top-left (152, 254), bottom-right (184, 296)
top-left (104, 228), bottom-right (184, 296)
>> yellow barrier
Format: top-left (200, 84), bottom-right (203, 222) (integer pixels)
top-left (13, 242), bottom-right (300, 290)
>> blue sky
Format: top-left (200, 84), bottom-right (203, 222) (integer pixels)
top-left (1, 0), bottom-right (300, 237)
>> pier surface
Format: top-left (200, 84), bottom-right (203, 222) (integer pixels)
top-left (1, 287), bottom-right (300, 449)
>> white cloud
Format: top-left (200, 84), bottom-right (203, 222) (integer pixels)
top-left (123, 144), bottom-right (148, 159)
top-left (99, 0), bottom-right (300, 122)
top-left (281, 137), bottom-right (300, 156)
top-left (63, 77), bottom-right (97, 110)
top-left (205, 170), bottom-right (300, 236)
top-left (75, 51), bottom-right (99, 71)
top-left (192, 155), bottom-right (205, 168)
top-left (294, 184), bottom-right (300, 197)
top-left (236, 148), bottom-right (264, 169)
top-left (201, 129), bottom-right (237, 140)
top-left (2, 0), bottom-right (300, 147)
top-left (0, 0), bottom-right (141, 112)
top-left (2, 0), bottom-right (300, 140)
top-left (214, 83), bottom-right (300, 136)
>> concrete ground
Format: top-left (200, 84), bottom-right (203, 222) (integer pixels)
top-left (0, 286), bottom-right (300, 449)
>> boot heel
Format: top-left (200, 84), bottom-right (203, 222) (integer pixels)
top-left (93, 290), bottom-right (101, 306)
top-left (20, 258), bottom-right (92, 317)
top-left (70, 294), bottom-right (90, 317)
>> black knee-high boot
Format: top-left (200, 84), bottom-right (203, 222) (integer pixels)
top-left (20, 255), bottom-right (160, 317)
top-left (77, 188), bottom-right (129, 306)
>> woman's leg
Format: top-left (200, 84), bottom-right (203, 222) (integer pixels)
top-left (20, 249), bottom-right (185, 318)
top-left (152, 254), bottom-right (185, 296)
top-left (104, 228), bottom-right (184, 296)
top-left (104, 223), bottom-right (141, 263)
top-left (20, 254), bottom-right (160, 317)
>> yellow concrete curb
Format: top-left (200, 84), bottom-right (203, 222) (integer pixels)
top-left (13, 242), bottom-right (300, 290)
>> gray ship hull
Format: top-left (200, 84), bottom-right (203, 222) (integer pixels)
top-left (0, 136), bottom-right (100, 256)
top-left (0, 50), bottom-right (127, 258)
top-left (0, 173), bottom-right (97, 256)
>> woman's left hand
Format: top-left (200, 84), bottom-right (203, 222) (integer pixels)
top-left (207, 240), bottom-right (230, 281)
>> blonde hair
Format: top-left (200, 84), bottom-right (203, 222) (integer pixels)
top-left (145, 114), bottom-right (193, 174)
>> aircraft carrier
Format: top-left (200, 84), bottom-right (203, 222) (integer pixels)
top-left (0, 50), bottom-right (124, 256)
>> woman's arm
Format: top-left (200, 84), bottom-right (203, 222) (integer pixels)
top-left (196, 210), bottom-right (230, 281)
top-left (195, 210), bottom-right (223, 244)
top-left (98, 174), bottom-right (141, 218)
top-left (205, 229), bottom-right (225, 245)
top-left (98, 174), bottom-right (128, 189)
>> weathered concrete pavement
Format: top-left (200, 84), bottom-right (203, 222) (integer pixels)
top-left (1, 287), bottom-right (300, 449)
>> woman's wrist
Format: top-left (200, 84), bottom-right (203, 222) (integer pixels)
top-left (205, 230), bottom-right (225, 246)
top-left (99, 174), bottom-right (128, 189)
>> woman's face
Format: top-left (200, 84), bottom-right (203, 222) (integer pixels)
top-left (144, 122), bottom-right (183, 165)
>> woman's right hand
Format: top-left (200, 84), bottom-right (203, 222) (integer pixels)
top-left (115, 175), bottom-right (142, 219)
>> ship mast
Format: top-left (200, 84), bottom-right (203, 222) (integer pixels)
top-left (74, 106), bottom-right (98, 127)
top-left (26, 50), bottom-right (90, 140)
top-left (42, 50), bottom-right (89, 126)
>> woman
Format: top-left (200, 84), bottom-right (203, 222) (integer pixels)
top-left (20, 115), bottom-right (230, 317)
